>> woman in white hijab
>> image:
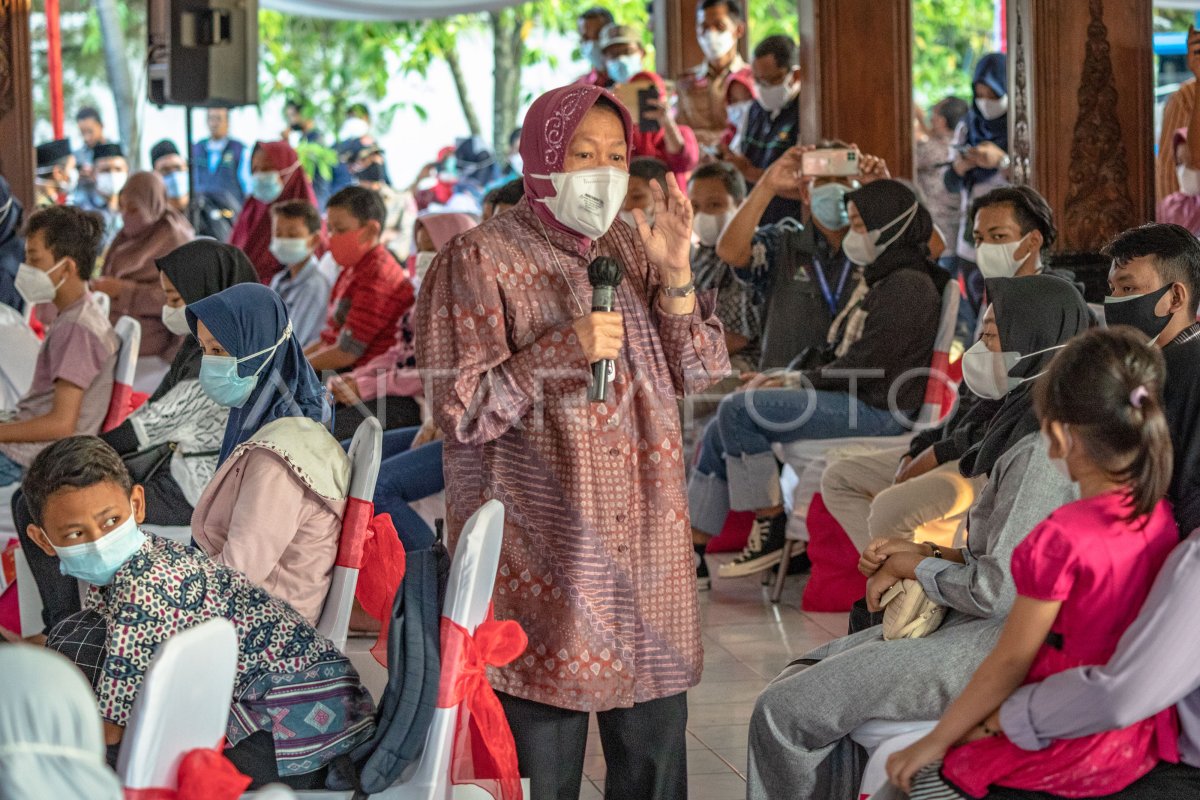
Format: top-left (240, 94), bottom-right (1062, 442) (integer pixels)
top-left (0, 646), bottom-right (122, 799)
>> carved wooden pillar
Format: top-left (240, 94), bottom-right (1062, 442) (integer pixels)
top-left (0, 0), bottom-right (32, 210)
top-left (796, 0), bottom-right (913, 178)
top-left (1009, 0), bottom-right (1154, 260)
top-left (655, 0), bottom-right (702, 80)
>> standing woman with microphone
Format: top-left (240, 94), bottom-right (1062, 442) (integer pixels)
top-left (414, 84), bottom-right (729, 800)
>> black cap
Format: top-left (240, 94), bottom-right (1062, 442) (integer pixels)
top-left (149, 139), bottom-right (180, 164)
top-left (92, 142), bottom-right (125, 160)
top-left (36, 138), bottom-right (72, 169)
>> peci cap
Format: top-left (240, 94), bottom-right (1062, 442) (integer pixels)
top-left (92, 142), bottom-right (125, 161)
top-left (599, 23), bottom-right (640, 53)
top-left (36, 138), bottom-right (72, 169)
top-left (149, 139), bottom-right (180, 165)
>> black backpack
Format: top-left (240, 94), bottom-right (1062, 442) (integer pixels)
top-left (326, 542), bottom-right (451, 796)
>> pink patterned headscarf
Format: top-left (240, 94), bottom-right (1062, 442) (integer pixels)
top-left (520, 84), bottom-right (634, 241)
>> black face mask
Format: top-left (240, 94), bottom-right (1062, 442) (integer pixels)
top-left (290, 123), bottom-right (304, 132)
top-left (1103, 284), bottom-right (1174, 341)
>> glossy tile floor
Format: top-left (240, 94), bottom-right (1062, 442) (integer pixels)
top-left (347, 554), bottom-right (849, 800)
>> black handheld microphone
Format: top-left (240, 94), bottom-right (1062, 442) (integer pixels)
top-left (586, 256), bottom-right (624, 403)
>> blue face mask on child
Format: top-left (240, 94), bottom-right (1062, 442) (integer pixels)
top-left (250, 171), bottom-right (284, 204)
top-left (53, 509), bottom-right (146, 586)
top-left (198, 321), bottom-right (293, 408)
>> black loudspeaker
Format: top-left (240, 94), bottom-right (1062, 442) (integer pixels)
top-left (147, 0), bottom-right (258, 107)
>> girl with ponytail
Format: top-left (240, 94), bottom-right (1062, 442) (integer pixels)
top-left (888, 326), bottom-right (1182, 799)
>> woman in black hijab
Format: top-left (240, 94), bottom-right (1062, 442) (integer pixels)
top-left (12, 240), bottom-right (258, 635)
top-left (688, 179), bottom-right (945, 575)
top-left (959, 274), bottom-right (1091, 477)
top-left (0, 176), bottom-right (25, 311)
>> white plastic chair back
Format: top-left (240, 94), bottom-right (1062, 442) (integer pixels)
top-left (397, 499), bottom-right (506, 800)
top-left (316, 417), bottom-right (383, 651)
top-left (913, 281), bottom-right (961, 428)
top-left (91, 290), bottom-right (111, 320)
top-left (0, 302), bottom-right (39, 412)
top-left (117, 618), bottom-right (238, 790)
top-left (852, 719), bottom-right (938, 799)
top-left (14, 544), bottom-right (42, 637)
top-left (102, 316), bottom-right (141, 432)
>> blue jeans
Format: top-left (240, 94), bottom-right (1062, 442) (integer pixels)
top-left (0, 451), bottom-right (23, 486)
top-left (688, 389), bottom-right (908, 535)
top-left (367, 426), bottom-right (444, 552)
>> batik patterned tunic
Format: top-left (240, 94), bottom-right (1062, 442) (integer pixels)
top-left (415, 198), bottom-right (729, 712)
top-left (88, 534), bottom-right (375, 774)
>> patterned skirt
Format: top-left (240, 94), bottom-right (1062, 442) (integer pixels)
top-left (228, 658), bottom-right (376, 776)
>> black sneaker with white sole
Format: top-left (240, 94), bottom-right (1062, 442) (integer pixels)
top-left (696, 543), bottom-right (711, 591)
top-left (718, 512), bottom-right (788, 578)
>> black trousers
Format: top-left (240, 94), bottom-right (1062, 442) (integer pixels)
top-left (498, 691), bottom-right (688, 800)
top-left (332, 395), bottom-right (421, 441)
top-left (983, 762), bottom-right (1200, 799)
top-left (13, 470), bottom-right (194, 634)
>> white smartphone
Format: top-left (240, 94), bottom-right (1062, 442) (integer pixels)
top-left (801, 148), bottom-right (860, 177)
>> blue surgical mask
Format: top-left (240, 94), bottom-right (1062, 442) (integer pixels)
top-left (809, 183), bottom-right (850, 230)
top-left (250, 171), bottom-right (284, 203)
top-left (162, 170), bottom-right (187, 200)
top-left (581, 40), bottom-right (605, 71)
top-left (53, 509), bottom-right (146, 586)
top-left (198, 321), bottom-right (293, 408)
top-left (605, 55), bottom-right (642, 84)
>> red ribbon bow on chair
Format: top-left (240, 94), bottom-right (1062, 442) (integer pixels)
top-left (349, 510), bottom-right (407, 668)
top-left (437, 608), bottom-right (529, 800)
top-left (123, 744), bottom-right (250, 800)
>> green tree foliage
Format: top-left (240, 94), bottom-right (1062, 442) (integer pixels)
top-left (31, 0), bottom-right (145, 165)
top-left (911, 0), bottom-right (996, 106)
top-left (258, 13), bottom-right (413, 137)
top-left (255, 0), bottom-right (997, 169)
top-left (747, 0), bottom-right (798, 41)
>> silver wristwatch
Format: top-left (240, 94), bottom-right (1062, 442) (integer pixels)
top-left (661, 280), bottom-right (696, 298)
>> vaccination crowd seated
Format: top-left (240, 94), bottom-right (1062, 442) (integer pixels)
top-left (8, 2), bottom-right (1200, 799)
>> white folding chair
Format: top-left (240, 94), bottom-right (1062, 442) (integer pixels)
top-left (394, 498), bottom-right (508, 799)
top-left (0, 302), bottom-right (39, 412)
top-left (268, 500), bottom-right (522, 800)
top-left (769, 282), bottom-right (961, 602)
top-left (117, 618), bottom-right (239, 792)
top-left (102, 316), bottom-right (141, 433)
top-left (91, 290), bottom-right (111, 320)
top-left (316, 417), bottom-right (384, 652)
top-left (13, 544), bottom-right (41, 636)
top-left (852, 719), bottom-right (939, 799)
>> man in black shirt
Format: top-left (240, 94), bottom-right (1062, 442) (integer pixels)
top-left (721, 35), bottom-right (802, 224)
top-left (1103, 223), bottom-right (1200, 537)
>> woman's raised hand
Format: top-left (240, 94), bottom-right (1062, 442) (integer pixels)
top-left (635, 173), bottom-right (693, 285)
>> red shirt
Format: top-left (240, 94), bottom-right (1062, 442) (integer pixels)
top-left (319, 244), bottom-right (413, 366)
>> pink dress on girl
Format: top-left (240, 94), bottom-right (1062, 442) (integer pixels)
top-left (941, 490), bottom-right (1180, 798)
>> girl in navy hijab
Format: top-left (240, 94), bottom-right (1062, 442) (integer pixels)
top-left (946, 52), bottom-right (1011, 312)
top-left (185, 283), bottom-right (350, 625)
